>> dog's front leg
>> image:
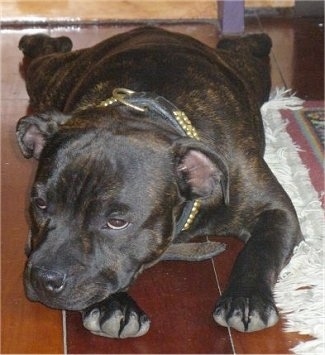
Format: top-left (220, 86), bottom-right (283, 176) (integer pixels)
top-left (82, 292), bottom-right (150, 338)
top-left (214, 209), bottom-right (302, 332)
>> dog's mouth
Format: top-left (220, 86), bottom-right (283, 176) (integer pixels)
top-left (25, 281), bottom-right (111, 311)
top-left (23, 261), bottom-right (136, 311)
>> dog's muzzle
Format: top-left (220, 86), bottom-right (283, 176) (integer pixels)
top-left (26, 262), bottom-right (66, 295)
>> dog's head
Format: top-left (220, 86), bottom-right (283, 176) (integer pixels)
top-left (17, 105), bottom-right (229, 310)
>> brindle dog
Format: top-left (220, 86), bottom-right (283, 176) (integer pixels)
top-left (16, 27), bottom-right (302, 338)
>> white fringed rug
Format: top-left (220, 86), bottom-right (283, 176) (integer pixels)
top-left (262, 88), bottom-right (324, 354)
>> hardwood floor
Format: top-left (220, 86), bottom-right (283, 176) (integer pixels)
top-left (1, 14), bottom-right (323, 354)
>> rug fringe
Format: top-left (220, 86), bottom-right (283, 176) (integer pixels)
top-left (261, 87), bottom-right (304, 115)
top-left (262, 88), bottom-right (324, 354)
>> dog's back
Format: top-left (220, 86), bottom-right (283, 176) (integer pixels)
top-left (20, 27), bottom-right (272, 156)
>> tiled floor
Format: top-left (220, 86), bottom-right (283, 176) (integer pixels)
top-left (1, 14), bottom-right (323, 354)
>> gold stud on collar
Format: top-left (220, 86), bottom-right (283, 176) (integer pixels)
top-left (173, 110), bottom-right (200, 140)
top-left (182, 200), bottom-right (201, 231)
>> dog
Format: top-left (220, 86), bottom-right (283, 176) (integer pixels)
top-left (17, 27), bottom-right (302, 339)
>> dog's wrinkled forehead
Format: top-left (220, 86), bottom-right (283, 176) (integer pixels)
top-left (34, 128), bottom-right (174, 215)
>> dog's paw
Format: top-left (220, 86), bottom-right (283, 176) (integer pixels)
top-left (82, 293), bottom-right (150, 338)
top-left (213, 292), bottom-right (279, 332)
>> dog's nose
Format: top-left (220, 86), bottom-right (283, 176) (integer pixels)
top-left (30, 266), bottom-right (66, 293)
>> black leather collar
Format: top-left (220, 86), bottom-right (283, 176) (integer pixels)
top-left (100, 88), bottom-right (201, 235)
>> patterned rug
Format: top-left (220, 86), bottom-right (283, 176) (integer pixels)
top-left (260, 91), bottom-right (324, 354)
top-left (282, 101), bottom-right (324, 205)
top-left (303, 104), bottom-right (324, 146)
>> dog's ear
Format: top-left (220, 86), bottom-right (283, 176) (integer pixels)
top-left (19, 34), bottom-right (73, 58)
top-left (16, 111), bottom-right (71, 159)
top-left (173, 139), bottom-right (229, 205)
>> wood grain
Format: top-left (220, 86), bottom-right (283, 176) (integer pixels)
top-left (2, 1), bottom-right (218, 21)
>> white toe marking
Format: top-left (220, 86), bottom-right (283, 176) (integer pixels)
top-left (213, 308), bottom-right (228, 327)
top-left (120, 313), bottom-right (139, 338)
top-left (101, 310), bottom-right (124, 338)
top-left (120, 313), bottom-right (151, 338)
top-left (214, 303), bottom-right (279, 332)
top-left (83, 308), bottom-right (101, 332)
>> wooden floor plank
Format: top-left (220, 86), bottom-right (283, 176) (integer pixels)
top-left (1, 100), bottom-right (64, 354)
top-left (1, 30), bottom-right (64, 353)
top-left (259, 17), bottom-right (324, 100)
top-left (66, 258), bottom-right (234, 354)
top-left (2, 0), bottom-right (218, 22)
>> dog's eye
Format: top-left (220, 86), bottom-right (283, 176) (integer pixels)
top-left (106, 218), bottom-right (129, 230)
top-left (34, 197), bottom-right (47, 210)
